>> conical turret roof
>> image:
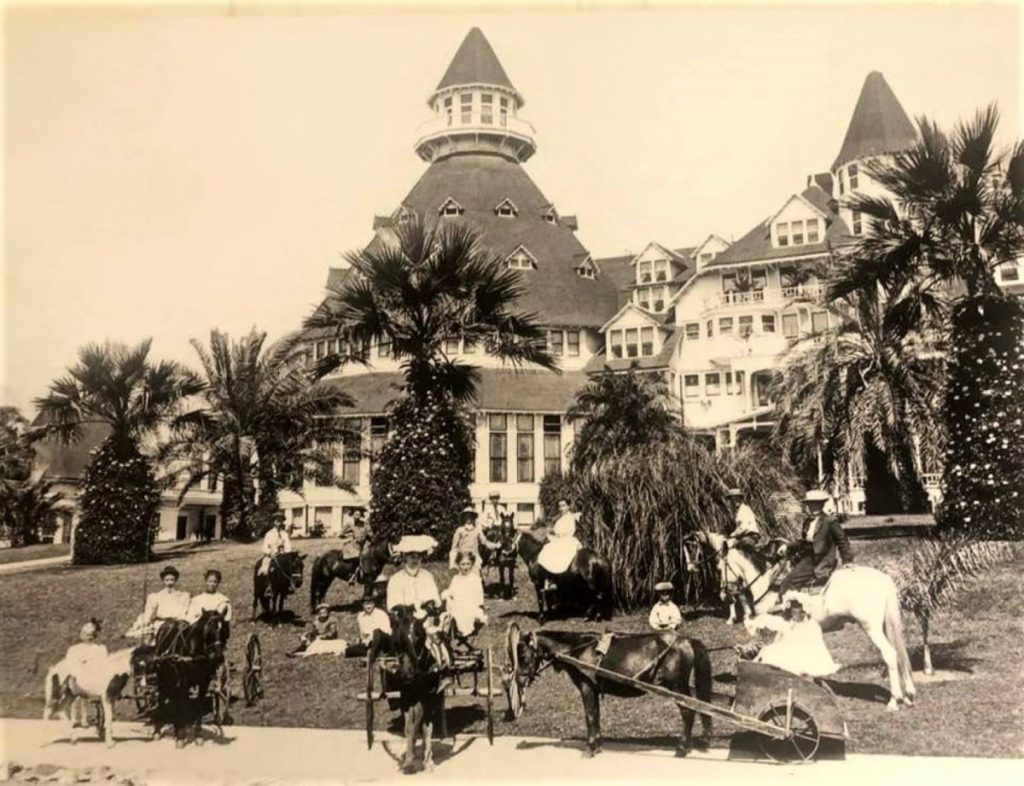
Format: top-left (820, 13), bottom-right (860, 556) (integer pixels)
top-left (436, 28), bottom-right (517, 94)
top-left (832, 71), bottom-right (917, 170)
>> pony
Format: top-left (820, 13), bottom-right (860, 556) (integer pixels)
top-left (481, 512), bottom-right (520, 600)
top-left (517, 530), bottom-right (614, 622)
top-left (148, 610), bottom-right (230, 746)
top-left (688, 530), bottom-right (916, 711)
top-left (252, 551), bottom-right (305, 623)
top-left (382, 605), bottom-right (446, 774)
top-left (309, 540), bottom-right (392, 612)
top-left (43, 646), bottom-right (155, 747)
top-left (504, 623), bottom-right (712, 758)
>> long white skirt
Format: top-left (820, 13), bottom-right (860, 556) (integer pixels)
top-left (755, 620), bottom-right (840, 678)
top-left (537, 537), bottom-right (582, 574)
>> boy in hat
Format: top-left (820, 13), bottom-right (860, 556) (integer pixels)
top-left (774, 490), bottom-right (853, 594)
top-left (259, 513), bottom-right (293, 575)
top-left (288, 602), bottom-right (340, 657)
top-left (725, 488), bottom-right (762, 550)
top-left (648, 581), bottom-right (683, 631)
top-left (481, 491), bottom-right (505, 530)
top-left (449, 506), bottom-right (500, 571)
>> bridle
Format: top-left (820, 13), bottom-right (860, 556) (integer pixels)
top-left (683, 532), bottom-right (785, 607)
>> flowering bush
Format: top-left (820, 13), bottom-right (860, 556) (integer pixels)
top-left (74, 438), bottom-right (161, 564)
top-left (368, 393), bottom-right (474, 551)
top-left (940, 295), bottom-right (1024, 539)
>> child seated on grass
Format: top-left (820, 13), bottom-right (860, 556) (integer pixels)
top-left (287, 603), bottom-right (339, 657)
top-left (648, 581), bottom-right (682, 631)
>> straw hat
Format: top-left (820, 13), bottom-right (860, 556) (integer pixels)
top-left (395, 534), bottom-right (439, 555)
top-left (654, 581), bottom-right (674, 593)
top-left (725, 487), bottom-right (744, 498)
top-left (803, 490), bottom-right (831, 504)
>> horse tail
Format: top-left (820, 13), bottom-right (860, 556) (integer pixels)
top-left (883, 576), bottom-right (915, 701)
top-left (691, 639), bottom-right (713, 734)
top-left (592, 555), bottom-right (615, 620)
top-left (43, 668), bottom-right (60, 719)
top-left (309, 554), bottom-right (324, 612)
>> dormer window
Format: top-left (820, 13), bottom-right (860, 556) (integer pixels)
top-left (699, 252), bottom-right (714, 265)
top-left (438, 197), bottom-right (464, 217)
top-left (542, 206), bottom-right (558, 225)
top-left (576, 256), bottom-right (598, 280)
top-left (495, 198), bottom-right (518, 218)
top-left (775, 219), bottom-right (821, 248)
top-left (394, 206), bottom-right (415, 225)
top-left (506, 245), bottom-right (537, 270)
top-left (777, 222), bottom-right (790, 247)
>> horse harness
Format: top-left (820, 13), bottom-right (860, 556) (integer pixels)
top-left (521, 632), bottom-right (680, 688)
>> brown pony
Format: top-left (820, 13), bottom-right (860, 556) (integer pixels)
top-left (252, 551), bottom-right (305, 623)
top-left (309, 540), bottom-right (392, 612)
top-left (517, 531), bottom-right (614, 622)
top-left (505, 623), bottom-right (712, 758)
top-left (382, 604), bottom-right (446, 773)
top-left (481, 512), bottom-right (520, 600)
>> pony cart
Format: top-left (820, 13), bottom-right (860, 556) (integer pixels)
top-left (504, 624), bottom-right (846, 764)
top-left (131, 630), bottom-right (265, 734)
top-left (358, 647), bottom-right (508, 749)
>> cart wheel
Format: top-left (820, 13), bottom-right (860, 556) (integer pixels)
top-left (757, 702), bottom-right (820, 763)
top-left (132, 667), bottom-right (157, 716)
top-left (243, 633), bottom-right (264, 706)
top-left (365, 657), bottom-right (375, 750)
top-left (211, 659), bottom-right (231, 727)
top-left (485, 647), bottom-right (495, 745)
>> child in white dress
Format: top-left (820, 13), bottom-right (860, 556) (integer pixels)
top-left (442, 552), bottom-right (487, 649)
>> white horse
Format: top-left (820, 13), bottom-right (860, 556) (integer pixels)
top-left (43, 647), bottom-right (147, 746)
top-left (690, 530), bottom-right (916, 711)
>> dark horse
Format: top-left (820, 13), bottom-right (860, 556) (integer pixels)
top-left (481, 513), bottom-right (520, 600)
top-left (380, 604), bottom-right (446, 774)
top-left (252, 551), bottom-right (305, 623)
top-left (517, 531), bottom-right (614, 622)
top-left (505, 623), bottom-right (712, 757)
top-left (150, 611), bottom-right (229, 747)
top-left (309, 540), bottom-right (392, 612)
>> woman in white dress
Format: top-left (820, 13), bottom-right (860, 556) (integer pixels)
top-left (442, 552), bottom-right (487, 648)
top-left (744, 598), bottom-right (839, 678)
top-left (537, 499), bottom-right (583, 575)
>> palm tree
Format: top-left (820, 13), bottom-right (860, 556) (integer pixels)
top-left (164, 330), bottom-right (355, 538)
top-left (772, 280), bottom-right (945, 512)
top-left (830, 105), bottom-right (1024, 534)
top-left (892, 535), bottom-right (1015, 674)
top-left (32, 340), bottom-right (201, 563)
top-left (0, 471), bottom-right (65, 546)
top-left (831, 105), bottom-right (1023, 302)
top-left (0, 407), bottom-right (33, 482)
top-left (565, 366), bottom-right (681, 474)
top-left (303, 215), bottom-right (557, 403)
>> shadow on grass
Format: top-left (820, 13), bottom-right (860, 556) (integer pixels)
top-left (820, 678), bottom-right (890, 705)
top-left (910, 639), bottom-right (980, 674)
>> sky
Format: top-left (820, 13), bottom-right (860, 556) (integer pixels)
top-left (2, 2), bottom-right (1020, 414)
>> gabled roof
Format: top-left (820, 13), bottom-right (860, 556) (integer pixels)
top-left (494, 197), bottom-right (519, 215)
top-left (327, 267), bottom-right (353, 290)
top-left (506, 244), bottom-right (538, 267)
top-left (698, 186), bottom-right (852, 271)
top-left (630, 241), bottom-right (688, 265)
top-left (599, 302), bottom-right (670, 334)
top-left (765, 193), bottom-right (830, 228)
top-left (436, 28), bottom-right (518, 96)
top-left (365, 154), bottom-right (620, 328)
top-left (809, 172), bottom-right (834, 195)
top-left (832, 71), bottom-right (917, 170)
top-left (582, 327), bottom-right (682, 374)
top-left (438, 196), bottom-right (465, 215)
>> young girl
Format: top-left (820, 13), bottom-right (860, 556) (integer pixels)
top-left (441, 552), bottom-right (487, 649)
top-left (65, 619), bottom-right (108, 669)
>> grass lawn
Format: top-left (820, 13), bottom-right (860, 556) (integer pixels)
top-left (1, 536), bottom-right (1020, 758)
top-left (0, 543), bottom-right (70, 566)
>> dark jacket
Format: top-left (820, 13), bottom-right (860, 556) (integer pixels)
top-left (798, 514), bottom-right (853, 578)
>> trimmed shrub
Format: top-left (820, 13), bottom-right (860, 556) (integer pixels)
top-left (940, 295), bottom-right (1024, 539)
top-left (74, 438), bottom-right (160, 564)
top-left (368, 393), bottom-right (473, 552)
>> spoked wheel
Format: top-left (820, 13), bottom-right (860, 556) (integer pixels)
top-left (485, 647), bottom-right (495, 745)
top-left (364, 657), bottom-right (376, 750)
top-left (132, 666), bottom-right (158, 716)
top-left (757, 702), bottom-right (821, 763)
top-left (243, 633), bottom-right (264, 706)
top-left (210, 659), bottom-right (232, 728)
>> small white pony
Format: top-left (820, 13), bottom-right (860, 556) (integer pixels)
top-left (691, 530), bottom-right (916, 711)
top-left (43, 647), bottom-right (149, 746)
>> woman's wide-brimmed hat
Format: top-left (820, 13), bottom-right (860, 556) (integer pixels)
top-left (315, 602), bottom-right (330, 612)
top-left (725, 487), bottom-right (744, 498)
top-left (803, 489), bottom-right (831, 504)
top-left (654, 581), bottom-right (674, 593)
top-left (159, 566), bottom-right (180, 579)
top-left (461, 505), bottom-right (478, 516)
top-left (395, 534), bottom-right (439, 555)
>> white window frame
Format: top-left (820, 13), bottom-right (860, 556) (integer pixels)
top-left (684, 322), bottom-right (700, 341)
